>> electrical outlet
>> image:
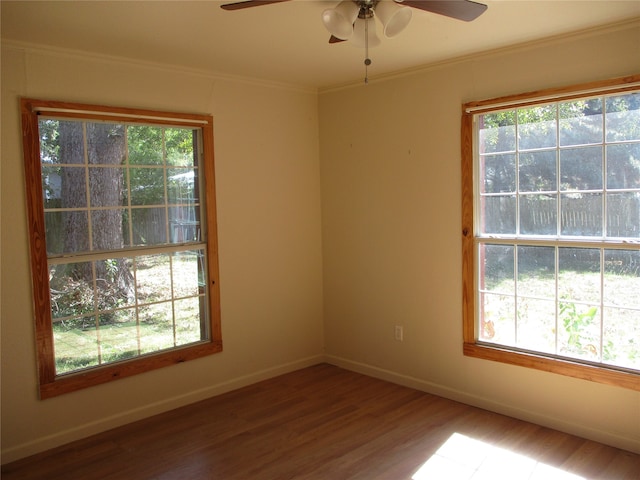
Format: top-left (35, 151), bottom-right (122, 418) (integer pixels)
top-left (394, 325), bottom-right (403, 342)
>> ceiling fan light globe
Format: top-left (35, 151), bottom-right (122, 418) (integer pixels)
top-left (321, 1), bottom-right (360, 40)
top-left (375, 0), bottom-right (412, 38)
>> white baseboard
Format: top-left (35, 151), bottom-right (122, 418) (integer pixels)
top-left (4, 353), bottom-right (637, 464)
top-left (324, 354), bottom-right (640, 455)
top-left (1, 354), bottom-right (324, 464)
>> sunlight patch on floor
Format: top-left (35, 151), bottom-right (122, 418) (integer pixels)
top-left (412, 433), bottom-right (585, 480)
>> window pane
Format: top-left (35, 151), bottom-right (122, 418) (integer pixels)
top-left (42, 167), bottom-right (61, 209)
top-left (606, 192), bottom-right (640, 238)
top-left (519, 150), bottom-right (556, 192)
top-left (172, 251), bottom-right (204, 298)
top-left (138, 302), bottom-right (175, 354)
top-left (558, 248), bottom-right (600, 302)
top-left (131, 207), bottom-right (167, 246)
top-left (44, 166), bottom-right (87, 208)
top-left (122, 209), bottom-right (131, 247)
top-left (89, 167), bottom-right (126, 207)
top-left (175, 297), bottom-right (205, 345)
top-left (560, 146), bottom-right (603, 191)
top-left (560, 193), bottom-right (602, 237)
top-left (606, 93), bottom-right (640, 142)
top-left (98, 309), bottom-right (139, 363)
top-left (92, 209), bottom-right (128, 250)
top-left (95, 258), bottom-right (135, 310)
top-left (558, 301), bottom-right (600, 361)
top-left (604, 250), bottom-right (640, 308)
top-left (168, 168), bottom-right (196, 204)
top-left (130, 168), bottom-right (165, 206)
top-left (481, 244), bottom-right (514, 293)
top-left (128, 126), bottom-right (164, 165)
top-left (481, 154), bottom-right (516, 193)
top-left (40, 120), bottom-right (85, 165)
top-left (517, 246), bottom-right (555, 298)
top-left (520, 194), bottom-right (557, 235)
top-left (166, 128), bottom-right (196, 167)
top-left (54, 315), bottom-right (100, 375)
top-left (39, 119), bottom-right (62, 164)
top-left (45, 211), bottom-right (89, 255)
top-left (482, 195), bottom-right (516, 234)
top-left (518, 105), bottom-right (557, 150)
top-left (607, 143), bottom-right (640, 189)
top-left (44, 212), bottom-right (64, 255)
top-left (481, 292), bottom-right (515, 345)
top-left (516, 297), bottom-right (555, 354)
top-left (87, 123), bottom-right (125, 165)
top-left (559, 98), bottom-right (603, 146)
top-left (136, 254), bottom-right (173, 304)
top-left (479, 111), bottom-right (516, 154)
top-left (603, 307), bottom-right (640, 370)
top-left (169, 206), bottom-right (200, 243)
top-left (49, 261), bottom-right (94, 319)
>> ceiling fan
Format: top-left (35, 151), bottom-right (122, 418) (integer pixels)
top-left (220, 0), bottom-right (488, 82)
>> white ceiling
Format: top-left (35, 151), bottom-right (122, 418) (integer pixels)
top-left (2, 1), bottom-right (639, 90)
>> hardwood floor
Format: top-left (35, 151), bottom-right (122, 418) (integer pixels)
top-left (2, 364), bottom-right (638, 479)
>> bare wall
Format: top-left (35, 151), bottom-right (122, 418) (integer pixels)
top-left (319, 22), bottom-right (640, 453)
top-left (1, 45), bottom-right (324, 462)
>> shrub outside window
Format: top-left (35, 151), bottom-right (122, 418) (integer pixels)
top-left (461, 76), bottom-right (640, 391)
top-left (21, 99), bottom-right (222, 398)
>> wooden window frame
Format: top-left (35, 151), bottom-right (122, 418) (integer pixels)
top-left (21, 98), bottom-right (222, 399)
top-left (461, 75), bottom-right (640, 392)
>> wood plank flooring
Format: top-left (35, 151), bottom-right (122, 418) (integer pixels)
top-left (2, 364), bottom-right (638, 479)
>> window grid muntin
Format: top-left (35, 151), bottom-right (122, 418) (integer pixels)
top-left (40, 116), bottom-right (203, 254)
top-left (475, 91), bottom-right (639, 371)
top-left (477, 93), bottom-right (640, 243)
top-left (49, 249), bottom-right (209, 376)
top-left (39, 116), bottom-right (209, 376)
top-left (23, 99), bottom-right (221, 397)
top-left (476, 239), bottom-right (640, 369)
top-left (463, 79), bottom-right (640, 390)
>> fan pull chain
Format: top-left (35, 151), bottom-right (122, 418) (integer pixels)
top-left (364, 13), bottom-right (371, 85)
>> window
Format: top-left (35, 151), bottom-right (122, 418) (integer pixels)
top-left (461, 76), bottom-right (640, 391)
top-left (21, 99), bottom-right (222, 398)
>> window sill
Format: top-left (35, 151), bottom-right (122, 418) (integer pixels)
top-left (39, 341), bottom-right (223, 399)
top-left (463, 342), bottom-right (640, 391)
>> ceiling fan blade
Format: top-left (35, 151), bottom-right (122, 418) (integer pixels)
top-left (220, 0), bottom-right (292, 11)
top-left (329, 35), bottom-right (346, 44)
top-left (401, 0), bottom-right (487, 22)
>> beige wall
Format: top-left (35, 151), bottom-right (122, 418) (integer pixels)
top-left (1, 46), bottom-right (324, 462)
top-left (319, 22), bottom-right (640, 453)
